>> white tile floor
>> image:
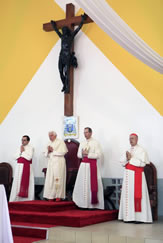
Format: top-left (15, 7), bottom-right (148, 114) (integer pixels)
top-left (35, 218), bottom-right (163, 243)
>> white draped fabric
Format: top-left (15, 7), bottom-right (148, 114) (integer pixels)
top-left (0, 185), bottom-right (13, 243)
top-left (75, 0), bottom-right (163, 73)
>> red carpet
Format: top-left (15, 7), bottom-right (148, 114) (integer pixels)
top-left (11, 222), bottom-right (48, 243)
top-left (13, 236), bottom-right (43, 243)
top-left (9, 200), bottom-right (118, 242)
top-left (12, 226), bottom-right (46, 238)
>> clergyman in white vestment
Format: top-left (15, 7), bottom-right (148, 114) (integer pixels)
top-left (118, 133), bottom-right (152, 223)
top-left (73, 127), bottom-right (104, 209)
top-left (10, 135), bottom-right (34, 202)
top-left (43, 131), bottom-right (68, 201)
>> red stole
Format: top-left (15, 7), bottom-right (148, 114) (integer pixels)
top-left (125, 163), bottom-right (144, 212)
top-left (17, 157), bottom-right (32, 198)
top-left (82, 157), bottom-right (98, 204)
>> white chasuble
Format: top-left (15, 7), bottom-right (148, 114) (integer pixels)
top-left (9, 144), bottom-right (34, 202)
top-left (118, 144), bottom-right (152, 222)
top-left (43, 138), bottom-right (68, 199)
top-left (73, 138), bottom-right (104, 209)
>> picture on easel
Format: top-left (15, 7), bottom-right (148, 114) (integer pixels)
top-left (63, 116), bottom-right (79, 139)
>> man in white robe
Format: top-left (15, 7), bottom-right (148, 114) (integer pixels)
top-left (73, 127), bottom-right (104, 209)
top-left (43, 131), bottom-right (68, 201)
top-left (118, 133), bottom-right (152, 223)
top-left (10, 135), bottom-right (34, 202)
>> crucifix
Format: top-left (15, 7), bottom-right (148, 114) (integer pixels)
top-left (43, 3), bottom-right (93, 116)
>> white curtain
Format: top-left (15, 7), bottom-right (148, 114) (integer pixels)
top-left (0, 185), bottom-right (13, 243)
top-left (75, 0), bottom-right (163, 73)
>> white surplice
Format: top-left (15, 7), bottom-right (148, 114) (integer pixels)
top-left (73, 137), bottom-right (104, 209)
top-left (43, 138), bottom-right (68, 199)
top-left (118, 144), bottom-right (153, 222)
top-left (9, 144), bottom-right (34, 202)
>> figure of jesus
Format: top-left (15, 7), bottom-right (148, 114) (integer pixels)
top-left (51, 14), bottom-right (87, 93)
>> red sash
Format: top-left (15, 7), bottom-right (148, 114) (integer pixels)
top-left (17, 157), bottom-right (32, 198)
top-left (125, 163), bottom-right (144, 212)
top-left (82, 157), bottom-right (98, 204)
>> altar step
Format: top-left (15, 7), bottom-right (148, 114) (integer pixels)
top-left (12, 223), bottom-right (49, 243)
top-left (9, 200), bottom-right (76, 212)
top-left (9, 200), bottom-right (118, 228)
top-left (9, 200), bottom-right (118, 242)
top-left (9, 200), bottom-right (74, 242)
top-left (14, 236), bottom-right (44, 243)
top-left (12, 224), bottom-right (47, 238)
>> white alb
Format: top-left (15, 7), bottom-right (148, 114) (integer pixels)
top-left (73, 137), bottom-right (104, 209)
top-left (118, 144), bottom-right (153, 222)
top-left (9, 144), bottom-right (34, 202)
top-left (43, 138), bottom-right (68, 199)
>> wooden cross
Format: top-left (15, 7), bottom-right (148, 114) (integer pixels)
top-left (43, 3), bottom-right (93, 116)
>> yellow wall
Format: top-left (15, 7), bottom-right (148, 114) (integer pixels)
top-left (0, 0), bottom-right (162, 123)
top-left (0, 0), bottom-right (64, 123)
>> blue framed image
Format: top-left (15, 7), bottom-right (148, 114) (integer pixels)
top-left (63, 116), bottom-right (79, 138)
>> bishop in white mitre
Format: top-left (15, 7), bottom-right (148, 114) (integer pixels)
top-left (10, 135), bottom-right (34, 202)
top-left (43, 131), bottom-right (68, 201)
top-left (73, 127), bottom-right (104, 209)
top-left (118, 133), bottom-right (152, 223)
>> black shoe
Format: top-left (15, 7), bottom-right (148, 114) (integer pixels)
top-left (78, 207), bottom-right (88, 210)
top-left (123, 221), bottom-right (135, 223)
top-left (134, 221), bottom-right (143, 224)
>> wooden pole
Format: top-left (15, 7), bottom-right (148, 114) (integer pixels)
top-left (64, 4), bottom-right (75, 117)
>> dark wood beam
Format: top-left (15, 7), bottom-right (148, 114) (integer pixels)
top-left (43, 15), bottom-right (93, 32)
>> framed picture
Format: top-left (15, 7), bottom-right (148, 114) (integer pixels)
top-left (63, 116), bottom-right (79, 139)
